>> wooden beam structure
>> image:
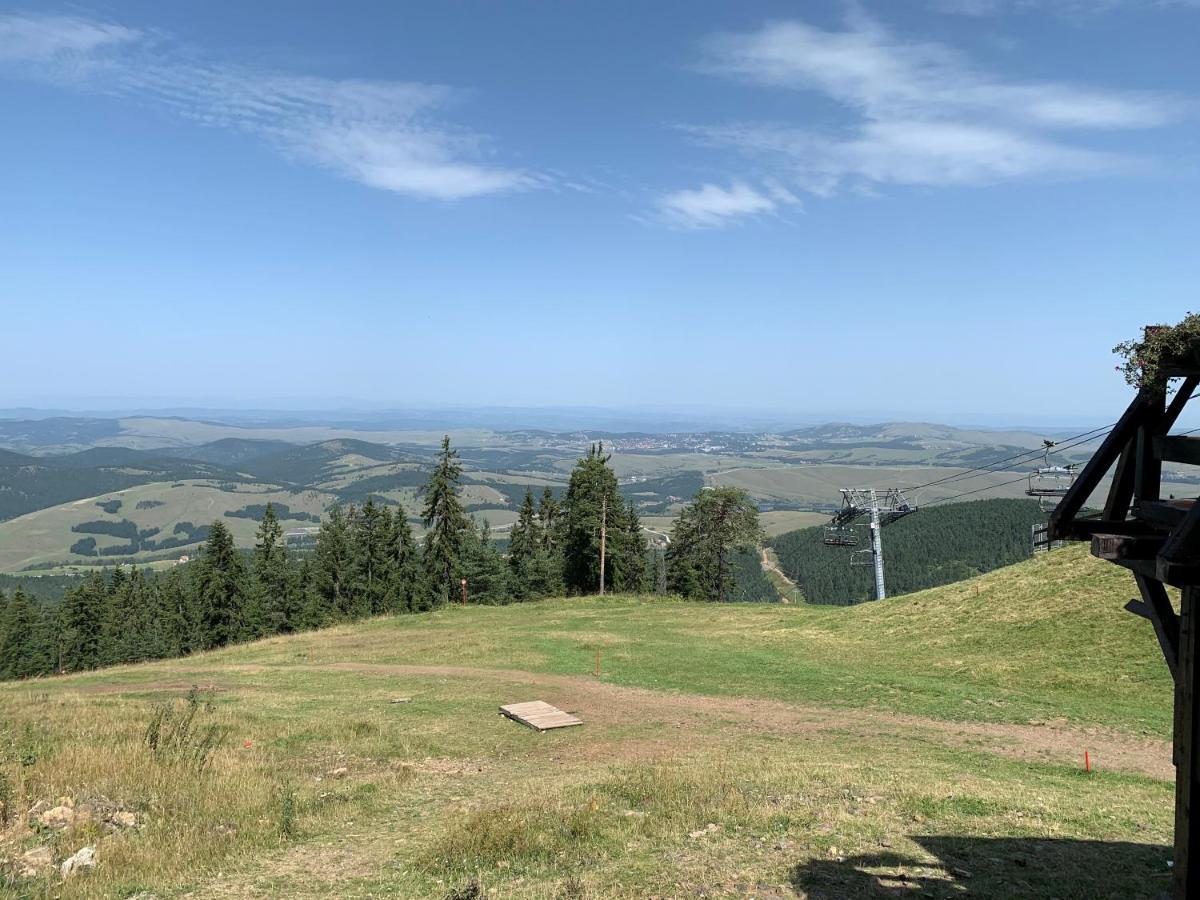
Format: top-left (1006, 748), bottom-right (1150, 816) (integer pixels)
top-left (1048, 355), bottom-right (1200, 898)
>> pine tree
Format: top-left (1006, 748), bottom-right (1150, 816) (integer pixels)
top-left (508, 489), bottom-right (541, 600)
top-left (462, 519), bottom-right (512, 605)
top-left (60, 573), bottom-right (105, 672)
top-left (421, 436), bottom-right (469, 606)
top-left (388, 503), bottom-right (423, 613)
top-left (305, 505), bottom-right (351, 627)
top-left (155, 567), bottom-right (192, 658)
top-left (194, 521), bottom-right (250, 649)
top-left (253, 503), bottom-right (298, 633)
top-left (613, 498), bottom-right (648, 593)
top-left (349, 498), bottom-right (394, 617)
top-left (0, 588), bottom-right (46, 679)
top-left (538, 487), bottom-right (559, 553)
top-left (560, 444), bottom-right (624, 594)
top-left (666, 487), bottom-right (761, 602)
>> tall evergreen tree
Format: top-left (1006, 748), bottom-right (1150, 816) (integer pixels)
top-left (613, 498), bottom-right (649, 593)
top-left (387, 503), bottom-right (423, 612)
top-left (421, 436), bottom-right (469, 606)
top-left (252, 502), bottom-right (297, 634)
top-left (194, 521), bottom-right (250, 649)
top-left (560, 444), bottom-right (624, 594)
top-left (60, 573), bottom-right (105, 672)
top-left (508, 489), bottom-right (541, 600)
top-left (462, 519), bottom-right (512, 605)
top-left (305, 504), bottom-right (351, 627)
top-left (666, 487), bottom-right (761, 602)
top-left (0, 588), bottom-right (46, 679)
top-left (349, 498), bottom-right (395, 616)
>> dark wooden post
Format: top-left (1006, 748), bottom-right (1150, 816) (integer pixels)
top-left (1178, 586), bottom-right (1200, 898)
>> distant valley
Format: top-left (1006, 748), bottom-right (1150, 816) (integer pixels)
top-left (0, 412), bottom-right (1133, 574)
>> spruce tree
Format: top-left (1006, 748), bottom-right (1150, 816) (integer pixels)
top-left (349, 498), bottom-right (394, 616)
top-left (305, 505), bottom-right (351, 627)
top-left (666, 487), bottom-right (761, 602)
top-left (421, 436), bottom-right (469, 606)
top-left (508, 489), bottom-right (541, 600)
top-left (60, 573), bottom-right (105, 672)
top-left (253, 503), bottom-right (297, 633)
top-left (0, 588), bottom-right (46, 679)
top-left (194, 520), bottom-right (250, 649)
top-left (462, 519), bottom-right (512, 605)
top-left (388, 503), bottom-right (423, 613)
top-left (613, 498), bottom-right (649, 593)
top-left (560, 444), bottom-right (624, 594)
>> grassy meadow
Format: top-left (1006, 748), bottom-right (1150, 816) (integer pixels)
top-left (0, 545), bottom-right (1176, 898)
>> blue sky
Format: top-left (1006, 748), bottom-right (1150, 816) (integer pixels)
top-left (1, 1), bottom-right (1197, 424)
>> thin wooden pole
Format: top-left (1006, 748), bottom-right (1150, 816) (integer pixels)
top-left (594, 648), bottom-right (601, 678)
top-left (599, 496), bottom-right (607, 597)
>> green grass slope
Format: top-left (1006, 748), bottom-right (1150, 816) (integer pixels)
top-left (0, 545), bottom-right (1175, 898)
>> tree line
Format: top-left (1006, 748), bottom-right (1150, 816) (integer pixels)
top-left (0, 438), bottom-right (771, 680)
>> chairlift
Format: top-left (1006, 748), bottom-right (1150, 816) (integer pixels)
top-left (850, 549), bottom-right (874, 568)
top-left (1025, 441), bottom-right (1078, 510)
top-left (823, 525), bottom-right (858, 547)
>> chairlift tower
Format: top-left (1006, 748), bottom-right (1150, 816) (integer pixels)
top-left (827, 488), bottom-right (917, 601)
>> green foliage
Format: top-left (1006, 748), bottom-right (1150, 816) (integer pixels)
top-left (194, 521), bottom-right (250, 648)
top-left (421, 436), bottom-right (470, 606)
top-left (97, 498), bottom-right (123, 514)
top-left (770, 498), bottom-right (1047, 605)
top-left (144, 687), bottom-right (227, 772)
top-left (560, 444), bottom-right (632, 594)
top-left (1114, 312), bottom-right (1200, 389)
top-left (666, 487), bottom-right (763, 602)
top-left (226, 503), bottom-right (319, 523)
top-left (0, 588), bottom-right (48, 679)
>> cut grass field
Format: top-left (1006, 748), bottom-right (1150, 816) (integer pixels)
top-left (0, 545), bottom-right (1176, 898)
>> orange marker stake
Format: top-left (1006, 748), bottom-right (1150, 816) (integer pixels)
top-left (1085, 750), bottom-right (1091, 773)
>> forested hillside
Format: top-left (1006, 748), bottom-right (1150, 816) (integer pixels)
top-left (770, 498), bottom-right (1046, 605)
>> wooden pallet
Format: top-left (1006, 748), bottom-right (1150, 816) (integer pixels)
top-left (499, 700), bottom-right (582, 732)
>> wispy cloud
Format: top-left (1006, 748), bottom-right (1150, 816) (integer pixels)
top-left (656, 181), bottom-right (798, 229)
top-left (656, 13), bottom-right (1183, 224)
top-left (0, 13), bottom-right (532, 200)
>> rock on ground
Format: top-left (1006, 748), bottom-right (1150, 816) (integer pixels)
top-left (60, 846), bottom-right (97, 878)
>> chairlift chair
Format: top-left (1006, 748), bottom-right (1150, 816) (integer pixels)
top-left (850, 549), bottom-right (874, 568)
top-left (823, 525), bottom-right (858, 547)
top-left (1026, 465), bottom-right (1078, 510)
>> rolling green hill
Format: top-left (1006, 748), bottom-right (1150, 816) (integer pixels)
top-left (0, 545), bottom-right (1173, 898)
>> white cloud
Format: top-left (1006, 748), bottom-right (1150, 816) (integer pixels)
top-left (656, 181), bottom-right (796, 229)
top-left (0, 13), bottom-right (531, 200)
top-left (0, 13), bottom-right (138, 62)
top-left (658, 13), bottom-right (1182, 219)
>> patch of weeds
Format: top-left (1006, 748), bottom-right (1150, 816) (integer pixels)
top-left (598, 759), bottom-right (759, 826)
top-left (275, 782), bottom-right (298, 840)
top-left (144, 685), bottom-right (228, 771)
top-left (0, 768), bottom-right (12, 827)
top-left (350, 721), bottom-right (380, 738)
top-left (1, 721), bottom-right (56, 767)
top-left (421, 800), bottom-right (611, 875)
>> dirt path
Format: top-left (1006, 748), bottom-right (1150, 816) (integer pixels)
top-left (760, 546), bottom-right (799, 595)
top-left (322, 662), bottom-right (1173, 781)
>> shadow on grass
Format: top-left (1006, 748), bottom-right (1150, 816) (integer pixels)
top-left (789, 835), bottom-right (1172, 899)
